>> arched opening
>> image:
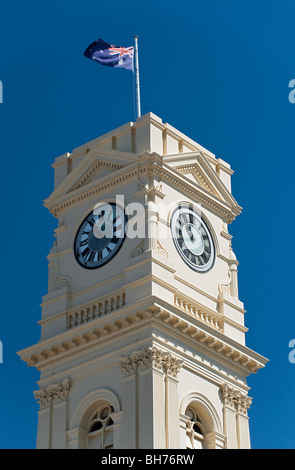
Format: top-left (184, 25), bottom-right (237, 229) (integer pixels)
top-left (185, 405), bottom-right (206, 449)
top-left (180, 392), bottom-right (222, 449)
top-left (87, 403), bottom-right (114, 449)
top-left (68, 389), bottom-right (121, 449)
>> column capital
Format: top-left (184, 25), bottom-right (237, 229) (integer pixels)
top-left (220, 384), bottom-right (252, 415)
top-left (119, 347), bottom-right (182, 378)
top-left (34, 379), bottom-right (71, 410)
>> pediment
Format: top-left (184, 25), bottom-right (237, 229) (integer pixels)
top-left (44, 145), bottom-right (241, 222)
top-left (66, 159), bottom-right (124, 194)
top-left (175, 165), bottom-right (220, 197)
top-left (46, 147), bottom-right (137, 203)
top-left (164, 151), bottom-right (239, 208)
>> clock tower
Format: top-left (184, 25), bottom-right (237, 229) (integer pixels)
top-left (18, 112), bottom-right (267, 449)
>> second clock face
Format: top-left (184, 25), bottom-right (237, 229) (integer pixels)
top-left (74, 203), bottom-right (126, 269)
top-left (171, 205), bottom-right (215, 272)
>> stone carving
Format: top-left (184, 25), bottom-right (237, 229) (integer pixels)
top-left (56, 271), bottom-right (70, 289)
top-left (131, 239), bottom-right (144, 258)
top-left (221, 384), bottom-right (252, 415)
top-left (119, 347), bottom-right (182, 378)
top-left (218, 270), bottom-right (231, 295)
top-left (157, 240), bottom-right (168, 258)
top-left (34, 379), bottom-right (70, 410)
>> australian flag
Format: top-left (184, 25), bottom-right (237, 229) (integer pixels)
top-left (84, 38), bottom-right (134, 71)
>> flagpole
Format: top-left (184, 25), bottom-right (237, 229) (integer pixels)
top-left (133, 35), bottom-right (141, 119)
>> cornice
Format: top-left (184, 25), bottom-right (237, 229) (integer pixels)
top-left (18, 305), bottom-right (267, 376)
top-left (45, 158), bottom-right (241, 223)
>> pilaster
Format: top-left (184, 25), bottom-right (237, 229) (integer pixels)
top-left (119, 346), bottom-right (182, 449)
top-left (221, 384), bottom-right (252, 449)
top-left (34, 379), bottom-right (70, 449)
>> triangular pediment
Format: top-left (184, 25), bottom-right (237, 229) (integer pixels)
top-left (66, 159), bottom-right (124, 194)
top-left (44, 113), bottom-right (242, 221)
top-left (163, 151), bottom-right (239, 208)
top-left (175, 165), bottom-right (220, 197)
top-left (46, 147), bottom-right (138, 203)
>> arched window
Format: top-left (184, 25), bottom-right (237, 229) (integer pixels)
top-left (87, 404), bottom-right (114, 449)
top-left (185, 406), bottom-right (206, 449)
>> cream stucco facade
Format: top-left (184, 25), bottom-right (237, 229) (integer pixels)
top-left (18, 112), bottom-right (267, 449)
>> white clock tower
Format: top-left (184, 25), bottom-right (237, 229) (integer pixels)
top-left (18, 112), bottom-right (267, 449)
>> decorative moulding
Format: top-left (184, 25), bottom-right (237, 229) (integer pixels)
top-left (19, 306), bottom-right (267, 376)
top-left (119, 346), bottom-right (183, 378)
top-left (131, 239), bottom-right (144, 258)
top-left (33, 379), bottom-right (71, 410)
top-left (221, 383), bottom-right (252, 415)
top-left (48, 166), bottom-right (240, 222)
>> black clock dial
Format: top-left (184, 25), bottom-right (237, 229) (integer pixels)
top-left (171, 205), bottom-right (215, 272)
top-left (74, 203), bottom-right (126, 269)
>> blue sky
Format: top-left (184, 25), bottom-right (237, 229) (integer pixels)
top-left (0, 0), bottom-right (294, 449)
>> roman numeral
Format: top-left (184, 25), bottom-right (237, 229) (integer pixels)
top-left (175, 227), bottom-right (182, 238)
top-left (81, 247), bottom-right (91, 259)
top-left (201, 226), bottom-right (207, 237)
top-left (87, 217), bottom-right (95, 228)
top-left (85, 251), bottom-right (94, 262)
top-left (201, 253), bottom-right (208, 263)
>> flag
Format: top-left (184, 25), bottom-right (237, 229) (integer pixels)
top-left (84, 38), bottom-right (134, 71)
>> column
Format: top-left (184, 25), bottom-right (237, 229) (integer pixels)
top-left (137, 347), bottom-right (166, 449)
top-left (34, 379), bottom-right (70, 449)
top-left (164, 355), bottom-right (182, 448)
top-left (119, 356), bottom-right (138, 449)
top-left (119, 346), bottom-right (182, 449)
top-left (33, 391), bottom-right (52, 449)
top-left (236, 395), bottom-right (252, 449)
top-left (229, 245), bottom-right (239, 298)
top-left (147, 200), bottom-right (157, 252)
top-left (221, 385), bottom-right (238, 449)
top-left (51, 380), bottom-right (70, 448)
top-left (221, 384), bottom-right (252, 449)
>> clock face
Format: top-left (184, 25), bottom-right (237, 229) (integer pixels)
top-left (170, 205), bottom-right (215, 272)
top-left (74, 203), bottom-right (126, 269)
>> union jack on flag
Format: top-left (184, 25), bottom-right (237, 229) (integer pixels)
top-left (84, 38), bottom-right (134, 71)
